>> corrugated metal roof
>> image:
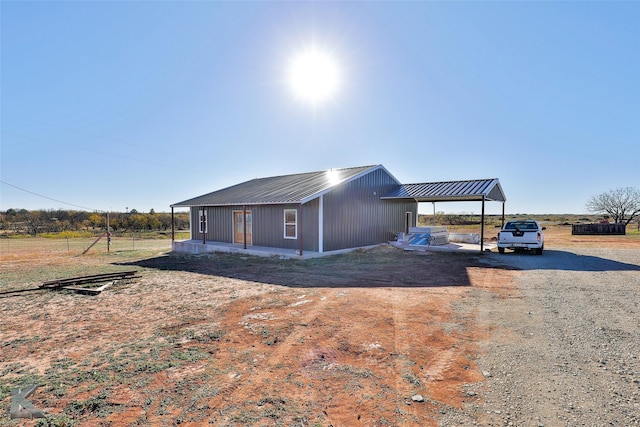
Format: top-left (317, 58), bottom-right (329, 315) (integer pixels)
top-left (381, 178), bottom-right (506, 202)
top-left (172, 165), bottom-right (385, 207)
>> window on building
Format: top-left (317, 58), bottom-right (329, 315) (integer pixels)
top-left (199, 209), bottom-right (207, 233)
top-left (284, 209), bottom-right (297, 239)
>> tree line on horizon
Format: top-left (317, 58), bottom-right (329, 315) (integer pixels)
top-left (2, 187), bottom-right (638, 236)
top-left (0, 209), bottom-right (190, 235)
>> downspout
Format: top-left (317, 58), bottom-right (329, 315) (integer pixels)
top-left (202, 207), bottom-right (206, 245)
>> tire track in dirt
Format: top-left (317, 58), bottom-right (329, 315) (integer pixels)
top-left (389, 289), bottom-right (411, 359)
top-left (390, 288), bottom-right (458, 384)
top-left (258, 289), bottom-right (369, 426)
top-left (206, 289), bottom-right (338, 423)
top-left (390, 288), bottom-right (455, 357)
top-left (263, 293), bottom-right (331, 367)
top-left (422, 348), bottom-right (456, 382)
top-left (388, 287), bottom-right (431, 423)
top-left (387, 281), bottom-right (492, 425)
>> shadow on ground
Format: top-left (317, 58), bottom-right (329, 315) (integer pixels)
top-left (119, 247), bottom-right (482, 288)
top-left (486, 249), bottom-right (640, 272)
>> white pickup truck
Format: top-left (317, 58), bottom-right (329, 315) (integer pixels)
top-left (497, 220), bottom-right (546, 255)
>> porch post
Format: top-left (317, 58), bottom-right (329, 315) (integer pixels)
top-left (298, 205), bottom-right (303, 256)
top-left (202, 207), bottom-right (206, 245)
top-left (480, 197), bottom-right (485, 252)
top-left (318, 196), bottom-right (324, 253)
top-left (243, 205), bottom-right (247, 250)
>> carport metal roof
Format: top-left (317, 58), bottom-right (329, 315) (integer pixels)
top-left (381, 178), bottom-right (506, 203)
top-left (381, 178), bottom-right (506, 252)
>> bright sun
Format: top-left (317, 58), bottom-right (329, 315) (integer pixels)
top-left (288, 47), bottom-right (340, 105)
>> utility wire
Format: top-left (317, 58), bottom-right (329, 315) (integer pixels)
top-left (0, 180), bottom-right (98, 211)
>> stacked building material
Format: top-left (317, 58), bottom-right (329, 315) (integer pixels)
top-left (407, 226), bottom-right (449, 246)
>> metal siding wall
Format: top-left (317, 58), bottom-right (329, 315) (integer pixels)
top-left (190, 207), bottom-right (234, 243)
top-left (251, 205), bottom-right (276, 247)
top-left (253, 205), bottom-right (296, 250)
top-left (251, 202), bottom-right (319, 251)
top-left (190, 208), bottom-right (198, 239)
top-left (301, 199), bottom-right (319, 252)
top-left (323, 169), bottom-right (417, 251)
top-left (188, 204), bottom-right (320, 250)
top-left (210, 207), bottom-right (234, 242)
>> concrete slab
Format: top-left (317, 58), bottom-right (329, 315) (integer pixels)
top-left (172, 239), bottom-right (496, 259)
top-left (391, 241), bottom-right (496, 253)
top-left (171, 240), bottom-right (381, 260)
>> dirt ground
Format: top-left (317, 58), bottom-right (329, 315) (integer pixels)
top-left (1, 225), bottom-right (639, 426)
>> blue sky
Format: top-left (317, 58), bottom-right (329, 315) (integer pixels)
top-left (2, 1), bottom-right (638, 215)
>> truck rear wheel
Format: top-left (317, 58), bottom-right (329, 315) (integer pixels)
top-left (535, 247), bottom-right (543, 255)
top-left (498, 247), bottom-right (505, 254)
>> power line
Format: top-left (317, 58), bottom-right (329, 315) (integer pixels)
top-left (0, 180), bottom-right (98, 211)
top-left (1, 112), bottom-right (191, 163)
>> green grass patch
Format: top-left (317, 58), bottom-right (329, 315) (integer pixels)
top-left (40, 231), bottom-right (94, 239)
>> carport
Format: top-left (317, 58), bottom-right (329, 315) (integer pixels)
top-left (381, 178), bottom-right (507, 252)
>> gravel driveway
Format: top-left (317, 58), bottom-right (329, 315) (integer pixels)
top-left (441, 247), bottom-right (640, 426)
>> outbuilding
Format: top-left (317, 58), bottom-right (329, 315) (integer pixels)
top-left (170, 164), bottom-right (506, 257)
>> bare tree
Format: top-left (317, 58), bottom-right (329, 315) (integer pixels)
top-left (586, 187), bottom-right (640, 225)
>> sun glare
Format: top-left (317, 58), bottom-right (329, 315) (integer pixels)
top-left (326, 168), bottom-right (341, 185)
top-left (288, 47), bottom-right (340, 106)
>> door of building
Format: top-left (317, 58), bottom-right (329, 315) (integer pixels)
top-left (233, 210), bottom-right (252, 245)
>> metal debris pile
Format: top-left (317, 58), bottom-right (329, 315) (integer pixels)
top-left (38, 270), bottom-right (138, 295)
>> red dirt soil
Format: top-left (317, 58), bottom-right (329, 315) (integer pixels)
top-left (1, 225), bottom-right (638, 426)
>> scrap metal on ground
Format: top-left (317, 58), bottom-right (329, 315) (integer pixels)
top-left (39, 270), bottom-right (138, 295)
top-left (0, 271), bottom-right (138, 296)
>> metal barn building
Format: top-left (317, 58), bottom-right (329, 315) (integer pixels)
top-left (171, 165), bottom-right (415, 256)
top-left (170, 164), bottom-right (506, 257)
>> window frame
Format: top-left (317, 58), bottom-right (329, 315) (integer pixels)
top-left (198, 208), bottom-right (207, 233)
top-left (283, 209), bottom-right (297, 239)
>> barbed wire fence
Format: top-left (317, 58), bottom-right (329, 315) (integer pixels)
top-left (1, 236), bottom-right (172, 256)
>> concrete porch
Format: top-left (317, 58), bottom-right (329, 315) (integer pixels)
top-left (172, 239), bottom-right (495, 259)
top-left (171, 240), bottom-right (381, 260)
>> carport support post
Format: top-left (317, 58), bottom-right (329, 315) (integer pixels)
top-left (171, 207), bottom-right (174, 242)
top-left (501, 202), bottom-right (505, 227)
top-left (480, 196), bottom-right (485, 252)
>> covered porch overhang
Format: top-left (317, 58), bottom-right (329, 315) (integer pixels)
top-left (169, 202), bottom-right (310, 255)
top-left (381, 178), bottom-right (507, 252)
